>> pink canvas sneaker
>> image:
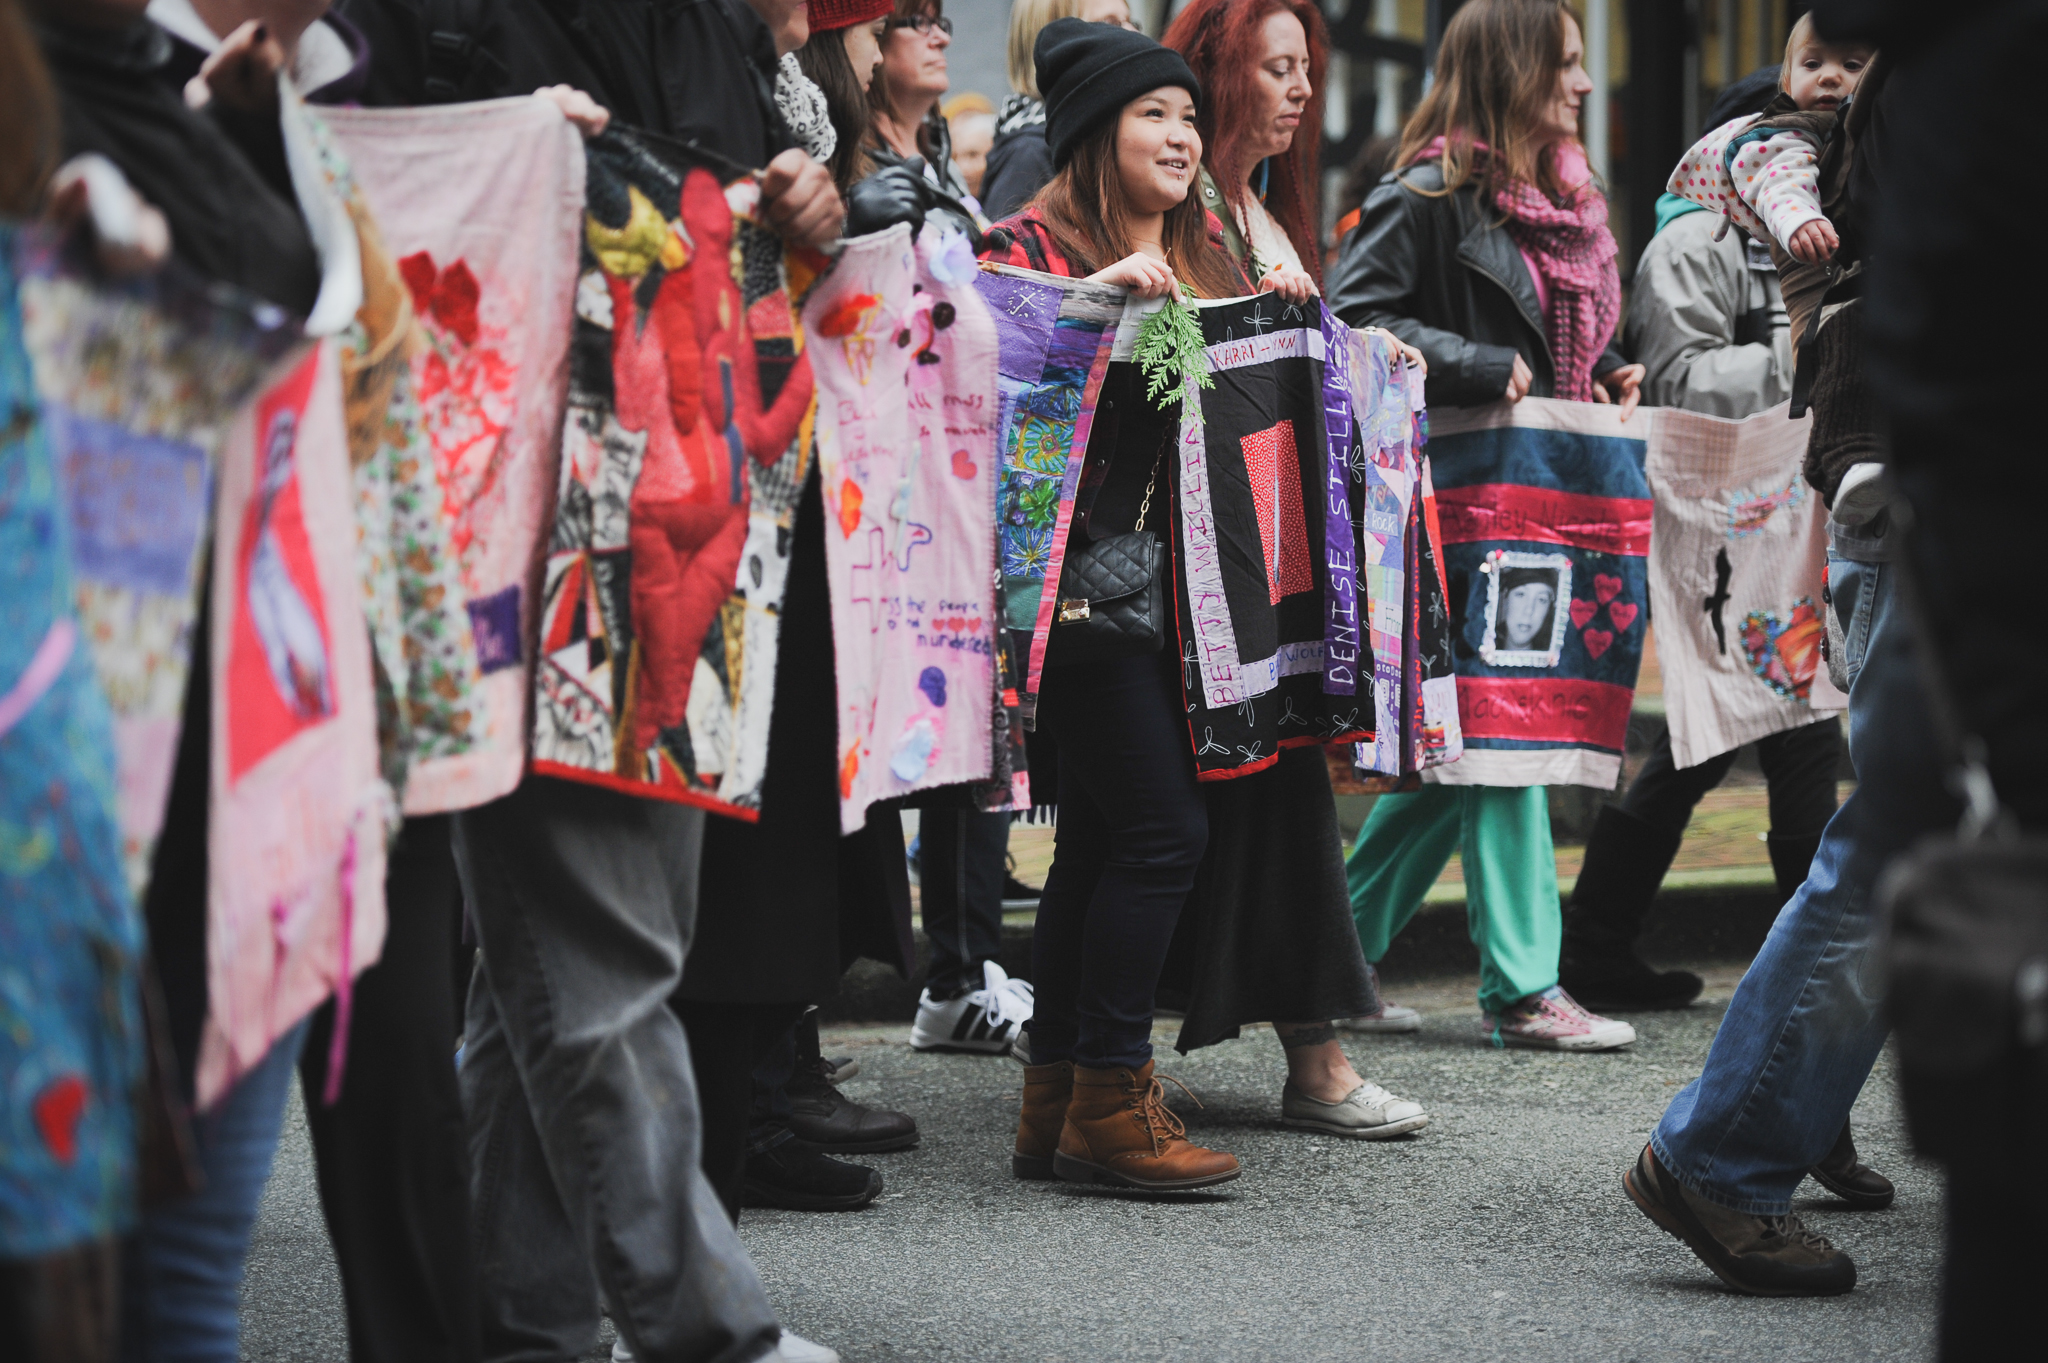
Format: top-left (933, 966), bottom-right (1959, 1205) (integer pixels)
top-left (1483, 986), bottom-right (1636, 1051)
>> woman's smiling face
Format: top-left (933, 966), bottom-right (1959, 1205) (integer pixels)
top-left (1115, 86), bottom-right (1202, 216)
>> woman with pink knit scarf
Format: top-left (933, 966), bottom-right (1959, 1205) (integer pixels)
top-left (1326, 0), bottom-right (1645, 1051)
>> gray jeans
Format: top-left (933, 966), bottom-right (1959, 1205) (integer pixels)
top-left (454, 777), bottom-right (777, 1363)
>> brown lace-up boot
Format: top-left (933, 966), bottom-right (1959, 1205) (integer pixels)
top-left (1053, 1059), bottom-right (1241, 1191)
top-left (1012, 1061), bottom-right (1074, 1180)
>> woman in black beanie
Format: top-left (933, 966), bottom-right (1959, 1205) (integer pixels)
top-left (982, 18), bottom-right (1426, 1195)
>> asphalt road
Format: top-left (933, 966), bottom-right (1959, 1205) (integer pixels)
top-left (241, 967), bottom-right (1939, 1362)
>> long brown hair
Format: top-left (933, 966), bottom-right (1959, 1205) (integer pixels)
top-left (1162, 0), bottom-right (1328, 284)
top-left (797, 27), bottom-right (876, 193)
top-left (1, 0), bottom-right (60, 216)
top-left (1395, 0), bottom-right (1585, 203)
top-left (868, 0), bottom-right (946, 165)
top-left (1027, 111), bottom-right (1245, 300)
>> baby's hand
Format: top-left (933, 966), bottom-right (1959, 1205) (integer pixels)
top-left (1787, 218), bottom-right (1840, 264)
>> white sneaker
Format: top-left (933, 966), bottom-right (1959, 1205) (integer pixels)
top-left (1335, 1003), bottom-right (1422, 1034)
top-left (910, 958), bottom-right (1033, 1053)
top-left (768, 1332), bottom-right (841, 1363)
top-left (1483, 986), bottom-right (1636, 1051)
top-left (1281, 1080), bottom-right (1430, 1139)
top-left (617, 1330), bottom-right (839, 1363)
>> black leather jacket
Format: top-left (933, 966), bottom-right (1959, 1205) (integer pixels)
top-left (1326, 163), bottom-right (1625, 409)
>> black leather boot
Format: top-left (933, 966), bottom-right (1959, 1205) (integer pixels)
top-left (785, 1062), bottom-right (919, 1153)
top-left (1808, 1120), bottom-right (1895, 1210)
top-left (1767, 830), bottom-right (1825, 905)
top-left (1560, 805), bottom-right (1702, 1010)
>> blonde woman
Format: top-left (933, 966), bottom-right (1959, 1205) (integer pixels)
top-left (980, 0), bottom-right (1139, 219)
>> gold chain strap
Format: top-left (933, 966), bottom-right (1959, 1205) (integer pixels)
top-left (1134, 442), bottom-right (1163, 533)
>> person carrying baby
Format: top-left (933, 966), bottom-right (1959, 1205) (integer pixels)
top-left (1665, 13), bottom-right (1886, 525)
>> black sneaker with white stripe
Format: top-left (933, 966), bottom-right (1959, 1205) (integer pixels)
top-left (910, 959), bottom-right (1033, 1054)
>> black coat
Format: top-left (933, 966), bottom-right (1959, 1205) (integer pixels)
top-left (980, 123), bottom-right (1051, 223)
top-left (38, 19), bottom-right (321, 316)
top-left (339, 0), bottom-right (789, 168)
top-left (1326, 163), bottom-right (1625, 409)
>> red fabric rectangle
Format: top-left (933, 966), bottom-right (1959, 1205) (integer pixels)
top-left (1435, 484), bottom-right (1652, 557)
top-left (1455, 677), bottom-right (1635, 749)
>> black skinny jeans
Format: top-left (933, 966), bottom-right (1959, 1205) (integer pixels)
top-left (1028, 645), bottom-right (1207, 1070)
top-left (1620, 716), bottom-right (1842, 838)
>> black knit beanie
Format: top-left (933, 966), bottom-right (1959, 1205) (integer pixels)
top-left (1035, 17), bottom-right (1202, 169)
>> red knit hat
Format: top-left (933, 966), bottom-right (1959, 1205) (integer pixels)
top-left (808, 0), bottom-right (895, 33)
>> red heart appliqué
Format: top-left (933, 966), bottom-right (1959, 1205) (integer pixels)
top-left (946, 617), bottom-right (965, 633)
top-left (1593, 573), bottom-right (1624, 604)
top-left (33, 1074), bottom-right (87, 1166)
top-left (951, 448), bottom-right (978, 480)
top-left (1582, 628), bottom-right (1614, 660)
top-left (967, 617), bottom-right (982, 633)
top-left (1607, 601), bottom-right (1638, 632)
top-left (1569, 599), bottom-right (1598, 630)
top-left (397, 252), bottom-right (481, 346)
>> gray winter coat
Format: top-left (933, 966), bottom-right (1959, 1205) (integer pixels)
top-left (1623, 210), bottom-right (1792, 419)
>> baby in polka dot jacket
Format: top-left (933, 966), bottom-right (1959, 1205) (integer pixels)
top-left (1667, 15), bottom-right (1876, 266)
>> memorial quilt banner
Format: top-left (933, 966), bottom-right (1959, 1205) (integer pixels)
top-left (970, 261), bottom-right (1121, 715)
top-left (325, 98), bottom-right (587, 814)
top-left (530, 127), bottom-right (818, 817)
top-left (808, 225), bottom-right (999, 832)
top-left (0, 229), bottom-right (145, 1257)
top-left (1343, 328), bottom-right (1464, 776)
top-left (1425, 396), bottom-right (1651, 789)
top-left (1168, 295), bottom-right (1374, 781)
top-left (200, 342), bottom-right (386, 1110)
top-left (1645, 399), bottom-right (1843, 768)
top-left (18, 243), bottom-right (301, 890)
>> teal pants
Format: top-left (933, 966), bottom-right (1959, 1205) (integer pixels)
top-left (1345, 784), bottom-right (1560, 1015)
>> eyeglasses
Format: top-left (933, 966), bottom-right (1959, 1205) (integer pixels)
top-left (888, 13), bottom-right (953, 35)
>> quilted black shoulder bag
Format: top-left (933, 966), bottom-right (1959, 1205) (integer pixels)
top-left (1050, 447), bottom-right (1165, 662)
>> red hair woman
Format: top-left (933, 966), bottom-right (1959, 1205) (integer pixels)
top-left (1162, 0), bottom-right (1325, 301)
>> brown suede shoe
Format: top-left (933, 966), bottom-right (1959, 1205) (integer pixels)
top-left (1053, 1059), bottom-right (1240, 1192)
top-left (1624, 1143), bottom-right (1856, 1296)
top-left (1013, 1061), bottom-right (1073, 1180)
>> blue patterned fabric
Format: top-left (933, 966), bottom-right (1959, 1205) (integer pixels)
top-left (0, 227), bottom-right (145, 1258)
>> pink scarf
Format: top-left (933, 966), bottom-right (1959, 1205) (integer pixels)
top-left (1413, 137), bottom-right (1620, 402)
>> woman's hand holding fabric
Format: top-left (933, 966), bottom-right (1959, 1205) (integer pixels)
top-left (1089, 253), bottom-right (1180, 299)
top-left (1505, 352), bottom-right (1534, 403)
top-left (536, 87), bottom-right (611, 138)
top-left (1593, 362), bottom-right (1645, 420)
top-left (761, 149), bottom-right (845, 253)
top-left (186, 21), bottom-right (287, 114)
top-left (845, 164), bottom-right (932, 241)
top-left (1256, 264), bottom-right (1314, 305)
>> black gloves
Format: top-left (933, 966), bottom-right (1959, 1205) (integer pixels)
top-left (845, 162), bottom-right (933, 240)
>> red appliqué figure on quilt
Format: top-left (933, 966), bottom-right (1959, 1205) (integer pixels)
top-left (531, 129), bottom-right (819, 816)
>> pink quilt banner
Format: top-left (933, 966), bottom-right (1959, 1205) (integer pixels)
top-left (199, 344), bottom-right (385, 1110)
top-left (1645, 400), bottom-right (1844, 768)
top-left (323, 98), bottom-right (587, 815)
top-left (808, 225), bottom-right (1000, 832)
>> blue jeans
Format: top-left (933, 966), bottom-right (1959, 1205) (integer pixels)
top-left (120, 1020), bottom-right (308, 1363)
top-left (1651, 516), bottom-right (1959, 1213)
